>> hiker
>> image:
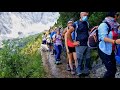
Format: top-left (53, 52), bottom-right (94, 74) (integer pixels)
top-left (98, 12), bottom-right (120, 78)
top-left (63, 20), bottom-right (74, 71)
top-left (65, 21), bottom-right (80, 75)
top-left (50, 27), bottom-right (57, 55)
top-left (52, 28), bottom-right (63, 65)
top-left (71, 12), bottom-right (91, 76)
top-left (42, 33), bottom-right (47, 44)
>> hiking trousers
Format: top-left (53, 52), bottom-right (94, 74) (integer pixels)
top-left (98, 47), bottom-right (117, 78)
top-left (75, 46), bottom-right (91, 74)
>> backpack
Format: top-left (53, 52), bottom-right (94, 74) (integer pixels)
top-left (115, 45), bottom-right (120, 64)
top-left (87, 22), bottom-right (111, 49)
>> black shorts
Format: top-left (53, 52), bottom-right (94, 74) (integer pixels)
top-left (68, 46), bottom-right (76, 53)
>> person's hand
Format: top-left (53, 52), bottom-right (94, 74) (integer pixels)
top-left (116, 39), bottom-right (120, 44)
top-left (95, 26), bottom-right (99, 28)
top-left (67, 49), bottom-right (70, 53)
top-left (74, 41), bottom-right (80, 46)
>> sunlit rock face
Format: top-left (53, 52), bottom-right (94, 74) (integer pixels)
top-left (0, 12), bottom-right (60, 40)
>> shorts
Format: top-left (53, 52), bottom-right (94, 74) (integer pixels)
top-left (68, 46), bottom-right (76, 53)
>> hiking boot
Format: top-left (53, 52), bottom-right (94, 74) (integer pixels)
top-left (71, 70), bottom-right (75, 75)
top-left (66, 64), bottom-right (71, 71)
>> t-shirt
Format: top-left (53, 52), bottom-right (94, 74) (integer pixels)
top-left (72, 20), bottom-right (89, 46)
top-left (42, 35), bottom-right (46, 41)
top-left (52, 34), bottom-right (62, 46)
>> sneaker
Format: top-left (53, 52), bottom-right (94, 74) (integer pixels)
top-left (71, 70), bottom-right (75, 75)
top-left (55, 61), bottom-right (59, 65)
top-left (66, 64), bottom-right (71, 71)
top-left (77, 72), bottom-right (83, 76)
top-left (82, 68), bottom-right (90, 76)
top-left (58, 61), bottom-right (62, 64)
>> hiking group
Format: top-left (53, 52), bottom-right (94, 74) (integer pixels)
top-left (42, 12), bottom-right (120, 78)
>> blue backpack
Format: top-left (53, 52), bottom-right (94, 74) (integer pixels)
top-left (115, 45), bottom-right (120, 64)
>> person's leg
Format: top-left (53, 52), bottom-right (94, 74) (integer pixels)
top-left (75, 46), bottom-right (86, 75)
top-left (57, 45), bottom-right (62, 63)
top-left (83, 46), bottom-right (91, 75)
top-left (54, 45), bottom-right (58, 62)
top-left (66, 52), bottom-right (71, 71)
top-left (54, 45), bottom-right (62, 64)
top-left (68, 53), bottom-right (74, 70)
top-left (98, 48), bottom-right (117, 78)
top-left (68, 52), bottom-right (75, 75)
top-left (73, 52), bottom-right (78, 69)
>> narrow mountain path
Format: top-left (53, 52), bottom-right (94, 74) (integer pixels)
top-left (40, 45), bottom-right (120, 78)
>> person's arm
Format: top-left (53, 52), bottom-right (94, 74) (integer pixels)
top-left (62, 28), bottom-right (67, 37)
top-left (65, 33), bottom-right (69, 53)
top-left (98, 23), bottom-right (120, 44)
top-left (89, 26), bottom-right (98, 33)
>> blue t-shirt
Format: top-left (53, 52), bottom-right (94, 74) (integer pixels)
top-left (50, 31), bottom-right (56, 39)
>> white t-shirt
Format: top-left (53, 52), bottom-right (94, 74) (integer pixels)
top-left (42, 35), bottom-right (46, 41)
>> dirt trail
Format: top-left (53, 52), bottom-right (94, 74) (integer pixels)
top-left (41, 51), bottom-right (79, 78)
top-left (40, 47), bottom-right (120, 78)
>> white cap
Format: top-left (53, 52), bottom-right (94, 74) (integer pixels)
top-left (67, 20), bottom-right (73, 24)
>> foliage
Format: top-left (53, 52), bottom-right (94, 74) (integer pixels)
top-left (55, 12), bottom-right (107, 28)
top-left (0, 34), bottom-right (46, 78)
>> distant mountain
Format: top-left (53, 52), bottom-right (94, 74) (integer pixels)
top-left (0, 12), bottom-right (59, 40)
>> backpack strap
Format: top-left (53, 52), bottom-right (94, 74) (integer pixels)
top-left (74, 21), bottom-right (79, 41)
top-left (104, 22), bottom-right (111, 35)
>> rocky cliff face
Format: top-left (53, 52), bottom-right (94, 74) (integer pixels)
top-left (0, 12), bottom-right (59, 40)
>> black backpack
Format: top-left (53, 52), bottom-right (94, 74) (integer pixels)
top-left (87, 22), bottom-right (111, 49)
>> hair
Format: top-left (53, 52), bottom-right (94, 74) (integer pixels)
top-left (106, 12), bottom-right (117, 18)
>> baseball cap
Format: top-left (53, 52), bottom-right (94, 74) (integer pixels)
top-left (67, 20), bottom-right (73, 24)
